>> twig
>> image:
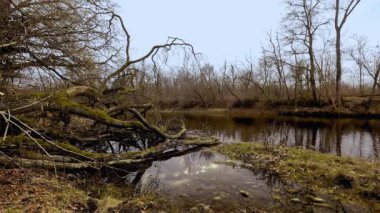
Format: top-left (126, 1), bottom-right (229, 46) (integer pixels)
top-left (9, 114), bottom-right (129, 173)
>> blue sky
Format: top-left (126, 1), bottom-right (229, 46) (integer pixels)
top-left (113, 0), bottom-right (380, 65)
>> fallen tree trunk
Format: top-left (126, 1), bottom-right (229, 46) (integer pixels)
top-left (10, 86), bottom-right (186, 140)
top-left (0, 136), bottom-right (219, 170)
top-left (0, 86), bottom-right (217, 172)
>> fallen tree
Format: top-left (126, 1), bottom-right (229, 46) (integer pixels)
top-left (0, 94), bottom-right (219, 171)
top-left (0, 0), bottom-right (208, 171)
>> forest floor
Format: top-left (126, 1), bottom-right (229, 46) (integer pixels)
top-left (0, 168), bottom-right (177, 212)
top-left (0, 169), bottom-right (89, 212)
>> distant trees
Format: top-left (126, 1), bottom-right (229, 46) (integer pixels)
top-left (0, 0), bottom-right (374, 112)
top-left (143, 0), bottom-right (375, 109)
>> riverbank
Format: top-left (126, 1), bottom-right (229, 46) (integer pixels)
top-left (2, 142), bottom-right (379, 212)
top-left (160, 95), bottom-right (380, 119)
top-left (161, 107), bottom-right (380, 120)
top-left (215, 143), bottom-right (380, 212)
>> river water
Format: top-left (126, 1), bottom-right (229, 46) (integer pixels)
top-left (167, 111), bottom-right (380, 159)
top-left (131, 112), bottom-right (380, 211)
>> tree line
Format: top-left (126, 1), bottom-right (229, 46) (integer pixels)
top-left (134, 0), bottom-right (380, 109)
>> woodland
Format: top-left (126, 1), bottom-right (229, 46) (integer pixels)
top-left (0, 0), bottom-right (379, 212)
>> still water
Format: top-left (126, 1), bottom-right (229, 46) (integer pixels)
top-left (132, 112), bottom-right (380, 211)
top-left (135, 151), bottom-right (279, 211)
top-left (166, 111), bottom-right (380, 159)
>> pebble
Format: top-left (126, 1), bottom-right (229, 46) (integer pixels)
top-left (291, 198), bottom-right (301, 203)
top-left (312, 197), bottom-right (325, 203)
top-left (240, 190), bottom-right (250, 197)
top-left (213, 196), bottom-right (222, 201)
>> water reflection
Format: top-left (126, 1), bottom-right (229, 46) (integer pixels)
top-left (133, 151), bottom-right (278, 211)
top-left (163, 112), bottom-right (380, 159)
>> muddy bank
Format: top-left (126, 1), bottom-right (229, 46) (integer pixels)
top-left (215, 143), bottom-right (380, 212)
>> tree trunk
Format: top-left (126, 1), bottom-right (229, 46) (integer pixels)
top-left (335, 28), bottom-right (342, 107)
top-left (367, 66), bottom-right (380, 106)
top-left (309, 40), bottom-right (318, 103)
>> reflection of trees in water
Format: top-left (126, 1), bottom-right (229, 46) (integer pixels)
top-left (180, 114), bottom-right (380, 159)
top-left (260, 121), bottom-right (290, 148)
top-left (319, 128), bottom-right (334, 154)
top-left (369, 128), bottom-right (380, 159)
top-left (78, 131), bottom-right (165, 154)
top-left (334, 121), bottom-right (343, 156)
top-left (253, 166), bottom-right (282, 189)
top-left (130, 151), bottom-right (219, 196)
top-left (184, 152), bottom-right (194, 175)
top-left (135, 167), bottom-right (163, 194)
top-left (199, 150), bottom-right (215, 161)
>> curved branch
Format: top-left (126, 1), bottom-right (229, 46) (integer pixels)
top-left (127, 108), bottom-right (186, 139)
top-left (100, 37), bottom-right (197, 91)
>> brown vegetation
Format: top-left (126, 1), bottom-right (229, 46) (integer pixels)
top-left (0, 0), bottom-right (207, 172)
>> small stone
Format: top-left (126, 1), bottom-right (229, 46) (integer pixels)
top-left (314, 202), bottom-right (331, 208)
top-left (213, 196), bottom-right (222, 201)
top-left (179, 194), bottom-right (188, 198)
top-left (240, 190), bottom-right (249, 197)
top-left (311, 197), bottom-right (324, 203)
top-left (291, 198), bottom-right (301, 203)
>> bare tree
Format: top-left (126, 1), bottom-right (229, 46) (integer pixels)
top-left (266, 32), bottom-right (291, 100)
top-left (334, 0), bottom-right (362, 106)
top-left (350, 36), bottom-right (380, 106)
top-left (283, 0), bottom-right (328, 103)
top-left (0, 0), bottom-right (120, 91)
top-left (0, 0), bottom-right (211, 171)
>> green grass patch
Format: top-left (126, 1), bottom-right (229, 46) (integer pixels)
top-left (215, 143), bottom-right (380, 210)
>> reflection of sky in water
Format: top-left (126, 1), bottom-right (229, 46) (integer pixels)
top-left (137, 151), bottom-right (277, 210)
top-left (165, 113), bottom-right (380, 159)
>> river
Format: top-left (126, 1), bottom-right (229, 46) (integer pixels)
top-left (165, 111), bottom-right (380, 159)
